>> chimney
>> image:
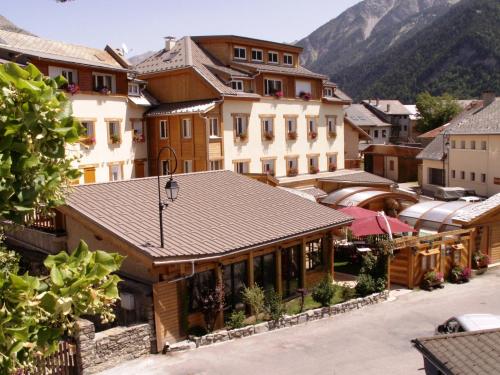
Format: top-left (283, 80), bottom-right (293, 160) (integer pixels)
top-left (164, 36), bottom-right (176, 51)
top-left (386, 103), bottom-right (391, 112)
top-left (481, 90), bottom-right (495, 107)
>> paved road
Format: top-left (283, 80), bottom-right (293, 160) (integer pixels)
top-left (101, 268), bottom-right (500, 375)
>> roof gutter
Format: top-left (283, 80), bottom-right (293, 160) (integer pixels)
top-left (152, 219), bottom-right (353, 267)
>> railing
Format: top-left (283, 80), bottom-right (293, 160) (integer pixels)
top-left (345, 159), bottom-right (361, 169)
top-left (23, 210), bottom-right (65, 234)
top-left (29, 341), bottom-right (77, 375)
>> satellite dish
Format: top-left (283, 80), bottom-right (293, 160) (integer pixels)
top-left (121, 43), bottom-right (129, 55)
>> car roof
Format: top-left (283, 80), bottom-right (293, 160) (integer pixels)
top-left (454, 314), bottom-right (500, 331)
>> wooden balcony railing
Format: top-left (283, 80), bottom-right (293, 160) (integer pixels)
top-left (345, 159), bottom-right (362, 169)
top-left (23, 210), bottom-right (65, 234)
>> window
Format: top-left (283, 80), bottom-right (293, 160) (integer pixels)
top-left (374, 130), bottom-right (379, 138)
top-left (451, 140), bottom-right (456, 149)
top-left (223, 261), bottom-right (247, 314)
top-left (481, 173), bottom-right (486, 183)
top-left (268, 51), bottom-right (279, 64)
top-left (231, 80), bottom-right (244, 91)
top-left (161, 160), bottom-right (170, 175)
top-left (83, 167), bottom-right (96, 184)
top-left (234, 115), bottom-right (248, 139)
top-left (283, 53), bottom-right (293, 65)
top-left (281, 245), bottom-right (301, 298)
top-left (461, 171), bottom-right (465, 180)
top-left (251, 49), bottom-right (263, 62)
top-left (389, 160), bottom-right (395, 171)
top-left (132, 119), bottom-right (144, 142)
top-left (328, 154), bottom-right (338, 171)
top-left (261, 117), bottom-right (274, 140)
top-left (209, 117), bottom-right (220, 137)
top-left (48, 66), bottom-right (77, 84)
top-left (234, 161), bottom-right (249, 174)
top-left (421, 254), bottom-right (437, 272)
top-left (81, 121), bottom-right (94, 138)
top-left (382, 130), bottom-right (387, 138)
top-left (209, 160), bottom-right (222, 171)
top-left (429, 168), bottom-right (444, 186)
top-left (452, 170), bottom-right (456, 179)
top-left (403, 125), bottom-right (407, 131)
top-left (159, 120), bottom-right (168, 139)
top-left (264, 79), bottom-right (282, 96)
top-left (183, 160), bottom-right (193, 173)
top-left (262, 159), bottom-right (275, 175)
top-left (295, 80), bottom-right (312, 97)
top-left (308, 156), bottom-right (319, 173)
top-left (306, 239), bottom-right (323, 270)
top-left (323, 87), bottom-right (333, 97)
top-left (187, 270), bottom-right (215, 312)
top-left (107, 120), bottom-right (121, 144)
top-left (481, 141), bottom-right (487, 150)
top-left (470, 172), bottom-right (476, 181)
top-left (109, 164), bottom-right (122, 181)
top-left (253, 253), bottom-right (276, 294)
top-left (134, 160), bottom-right (145, 178)
top-left (327, 116), bottom-right (337, 137)
top-left (128, 83), bottom-right (140, 96)
top-left (233, 46), bottom-right (246, 60)
top-left (460, 140), bottom-right (466, 149)
top-left (181, 118), bottom-right (192, 139)
top-left (285, 116), bottom-right (297, 140)
top-left (307, 117), bottom-right (317, 139)
top-left (286, 157), bottom-right (299, 176)
top-left (471, 140), bottom-right (476, 150)
top-left (93, 73), bottom-right (115, 93)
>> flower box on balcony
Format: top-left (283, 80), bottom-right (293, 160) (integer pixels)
top-left (287, 167), bottom-right (298, 177)
top-left (80, 136), bottom-right (95, 146)
top-left (109, 135), bottom-right (121, 144)
top-left (236, 133), bottom-right (248, 142)
top-left (263, 131), bottom-right (274, 141)
top-left (328, 131), bottom-right (337, 139)
top-left (299, 91), bottom-right (312, 101)
top-left (274, 91), bottom-right (284, 99)
top-left (308, 131), bottom-right (317, 140)
top-left (287, 131), bottom-right (297, 141)
top-left (98, 87), bottom-right (111, 95)
top-left (309, 166), bottom-right (319, 174)
top-left (133, 134), bottom-right (145, 143)
top-left (329, 163), bottom-right (337, 172)
top-left (65, 83), bottom-right (80, 95)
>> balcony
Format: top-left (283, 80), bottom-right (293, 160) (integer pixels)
top-left (345, 159), bottom-right (362, 169)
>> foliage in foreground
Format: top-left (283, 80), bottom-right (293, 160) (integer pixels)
top-left (0, 241), bottom-right (123, 374)
top-left (0, 62), bottom-right (82, 224)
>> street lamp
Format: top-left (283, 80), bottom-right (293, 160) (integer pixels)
top-left (156, 146), bottom-right (179, 248)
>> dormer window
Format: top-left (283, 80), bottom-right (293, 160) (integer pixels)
top-left (128, 83), bottom-right (140, 96)
top-left (252, 49), bottom-right (263, 62)
top-left (283, 54), bottom-right (293, 66)
top-left (268, 51), bottom-right (279, 64)
top-left (231, 80), bottom-right (244, 92)
top-left (324, 87), bottom-right (334, 97)
top-left (233, 46), bottom-right (247, 60)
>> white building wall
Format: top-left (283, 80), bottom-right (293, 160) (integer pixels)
top-left (67, 93), bottom-right (148, 183)
top-left (362, 126), bottom-right (391, 144)
top-left (221, 99), bottom-right (345, 177)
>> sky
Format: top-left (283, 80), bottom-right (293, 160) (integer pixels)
top-left (2, 0), bottom-right (360, 56)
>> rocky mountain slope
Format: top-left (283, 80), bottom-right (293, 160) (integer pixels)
top-left (0, 15), bottom-right (34, 36)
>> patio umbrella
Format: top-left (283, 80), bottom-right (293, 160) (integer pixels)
top-left (338, 206), bottom-right (378, 219)
top-left (350, 214), bottom-right (416, 237)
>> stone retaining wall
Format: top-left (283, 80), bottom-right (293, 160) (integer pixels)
top-left (167, 290), bottom-right (389, 352)
top-left (74, 319), bottom-right (153, 374)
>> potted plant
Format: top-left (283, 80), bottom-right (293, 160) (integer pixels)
top-left (308, 131), bottom-right (317, 140)
top-left (450, 266), bottom-right (471, 284)
top-left (80, 136), bottom-right (95, 146)
top-left (421, 271), bottom-right (444, 291)
top-left (328, 131), bottom-right (337, 139)
top-left (328, 163), bottom-right (337, 172)
top-left (110, 134), bottom-right (120, 144)
top-left (65, 83), bottom-right (80, 95)
top-left (287, 131), bottom-right (297, 140)
top-left (472, 251), bottom-right (489, 274)
top-left (299, 91), bottom-right (312, 101)
top-left (100, 86), bottom-right (111, 95)
top-left (263, 131), bottom-right (274, 141)
top-left (274, 90), bottom-right (284, 99)
top-left (133, 133), bottom-right (145, 143)
top-left (309, 166), bottom-right (319, 174)
top-left (236, 133), bottom-right (247, 142)
top-left (287, 167), bottom-right (298, 177)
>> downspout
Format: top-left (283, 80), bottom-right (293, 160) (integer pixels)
top-left (378, 211), bottom-right (393, 241)
top-left (167, 260), bottom-right (195, 283)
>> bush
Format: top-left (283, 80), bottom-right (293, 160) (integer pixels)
top-left (242, 284), bottom-right (265, 319)
top-left (312, 274), bottom-right (336, 307)
top-left (227, 311), bottom-right (246, 330)
top-left (355, 274), bottom-right (376, 297)
top-left (265, 289), bottom-right (285, 321)
top-left (450, 266), bottom-right (471, 283)
top-left (340, 285), bottom-right (356, 301)
top-left (187, 325), bottom-right (208, 337)
top-left (472, 251), bottom-right (489, 269)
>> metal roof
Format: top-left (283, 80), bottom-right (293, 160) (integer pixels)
top-left (345, 104), bottom-right (391, 127)
top-left (453, 193), bottom-right (500, 224)
top-left (146, 99), bottom-right (218, 117)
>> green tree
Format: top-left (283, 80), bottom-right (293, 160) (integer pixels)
top-left (416, 92), bottom-right (461, 133)
top-left (0, 62), bottom-right (82, 224)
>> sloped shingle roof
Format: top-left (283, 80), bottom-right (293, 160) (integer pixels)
top-left (345, 104), bottom-right (391, 128)
top-left (453, 193), bottom-right (500, 224)
top-left (448, 98), bottom-right (500, 135)
top-left (65, 171), bottom-right (352, 261)
top-left (319, 170), bottom-right (395, 186)
top-left (362, 100), bottom-right (411, 115)
top-left (413, 329), bottom-right (500, 375)
top-left (0, 29), bottom-right (127, 71)
top-left (146, 99), bottom-right (218, 117)
top-left (232, 61), bottom-right (327, 80)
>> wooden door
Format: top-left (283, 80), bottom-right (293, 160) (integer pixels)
top-left (83, 167), bottom-right (96, 184)
top-left (134, 161), bottom-right (145, 178)
top-left (153, 281), bottom-right (180, 352)
top-left (489, 223), bottom-right (500, 263)
top-left (373, 155), bottom-right (385, 177)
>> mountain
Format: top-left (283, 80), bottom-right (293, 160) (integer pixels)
top-left (128, 51), bottom-right (156, 66)
top-left (0, 15), bottom-right (34, 36)
top-left (298, 0), bottom-right (459, 76)
top-left (333, 0), bottom-right (500, 102)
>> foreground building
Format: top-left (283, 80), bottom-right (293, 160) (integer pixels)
top-left (0, 30), bottom-right (153, 184)
top-left (136, 35), bottom-right (352, 180)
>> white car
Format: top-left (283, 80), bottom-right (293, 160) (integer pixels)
top-left (436, 314), bottom-right (500, 334)
top-left (458, 196), bottom-right (484, 203)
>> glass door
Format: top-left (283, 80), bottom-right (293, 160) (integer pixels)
top-left (281, 245), bottom-right (301, 298)
top-left (223, 261), bottom-right (247, 319)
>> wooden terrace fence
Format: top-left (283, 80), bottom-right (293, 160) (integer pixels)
top-left (29, 341), bottom-right (77, 375)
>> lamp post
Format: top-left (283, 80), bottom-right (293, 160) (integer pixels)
top-left (157, 146), bottom-right (180, 248)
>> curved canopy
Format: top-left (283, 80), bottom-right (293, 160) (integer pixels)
top-left (322, 187), bottom-right (418, 208)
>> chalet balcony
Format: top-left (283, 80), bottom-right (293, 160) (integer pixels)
top-left (345, 159), bottom-right (362, 169)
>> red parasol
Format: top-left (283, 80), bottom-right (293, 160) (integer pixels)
top-left (349, 214), bottom-right (416, 237)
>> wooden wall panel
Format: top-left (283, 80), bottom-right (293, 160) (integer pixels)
top-left (390, 248), bottom-right (410, 287)
top-left (153, 281), bottom-right (180, 350)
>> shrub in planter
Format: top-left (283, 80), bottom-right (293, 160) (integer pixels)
top-left (265, 289), bottom-right (285, 321)
top-left (472, 251), bottom-right (489, 270)
top-left (312, 274), bottom-right (336, 307)
top-left (287, 131), bottom-right (297, 140)
top-left (421, 271), bottom-right (444, 290)
top-left (340, 285), bottom-right (356, 301)
top-left (450, 266), bottom-right (471, 283)
top-left (287, 167), bottom-right (298, 177)
top-left (355, 274), bottom-right (376, 297)
top-left (227, 311), bottom-right (246, 330)
top-left (242, 284), bottom-right (265, 319)
top-left (263, 131), bottom-right (274, 141)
